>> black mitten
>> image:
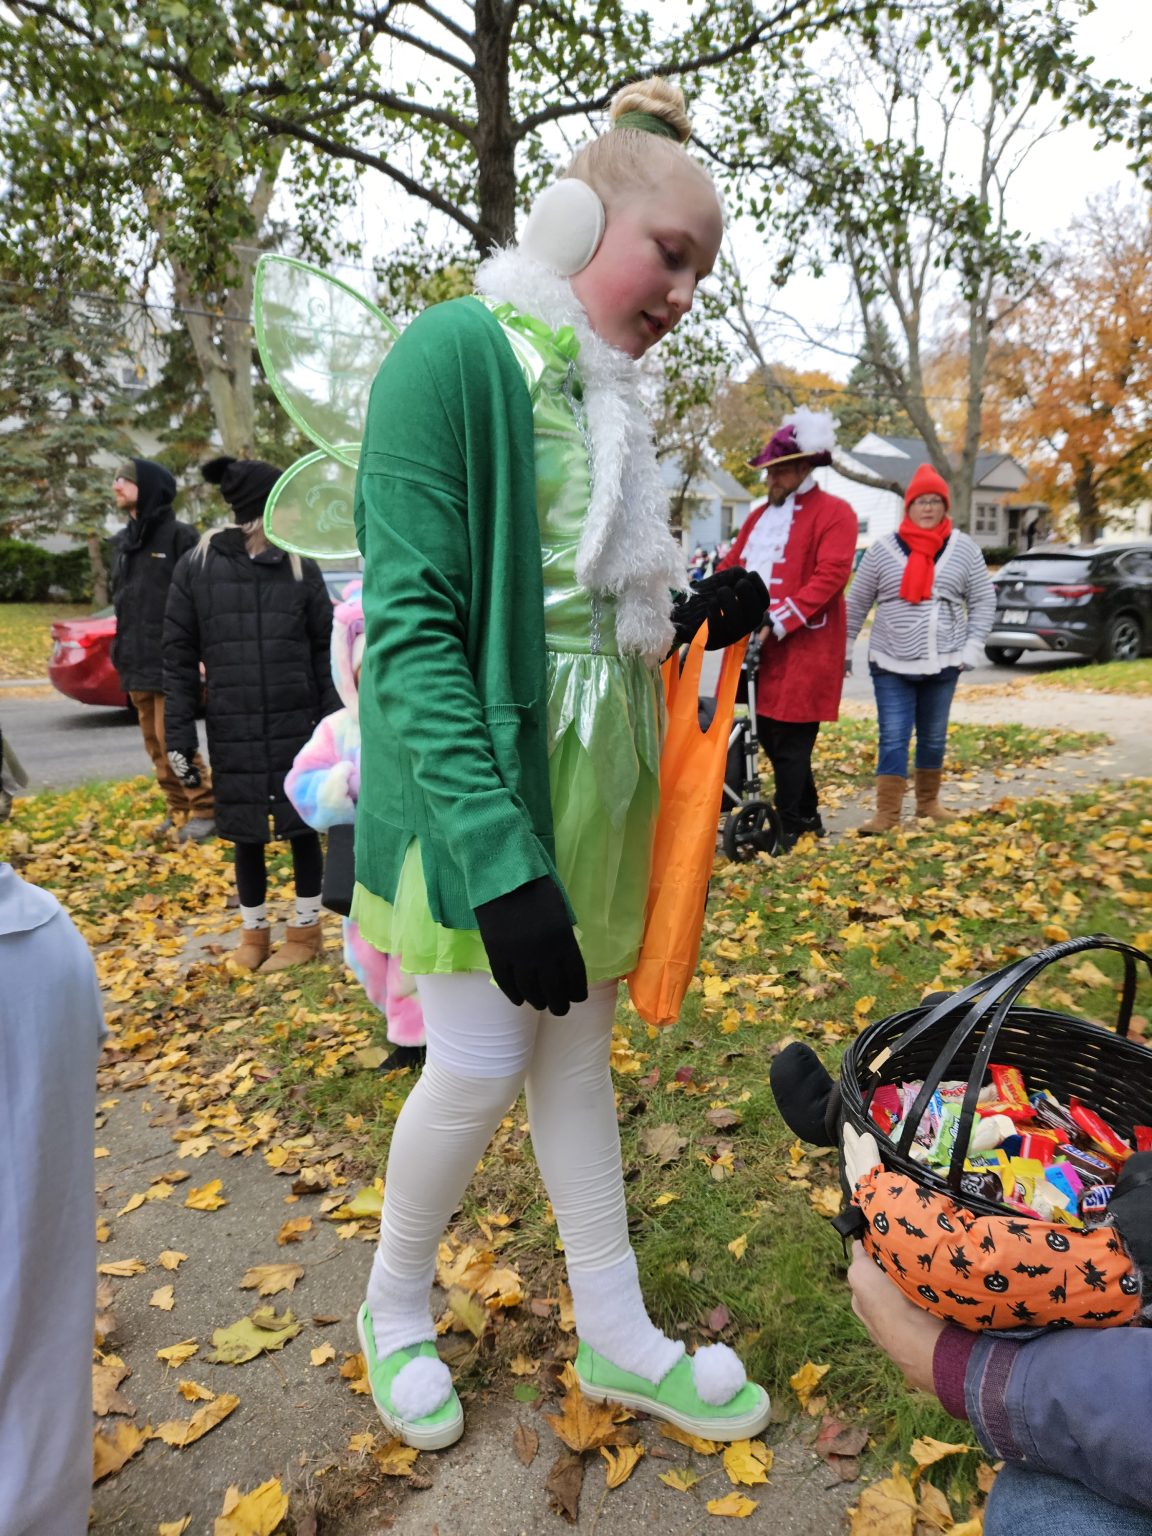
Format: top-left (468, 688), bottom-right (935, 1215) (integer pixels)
top-left (1109, 1151), bottom-right (1152, 1297)
top-left (671, 568), bottom-right (769, 650)
top-left (475, 876), bottom-right (588, 1016)
top-left (769, 1041), bottom-right (841, 1146)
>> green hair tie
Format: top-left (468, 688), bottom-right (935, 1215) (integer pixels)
top-left (614, 109), bottom-right (681, 142)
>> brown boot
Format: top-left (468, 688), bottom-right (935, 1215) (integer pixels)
top-left (232, 926), bottom-right (272, 972)
top-left (857, 775), bottom-right (906, 835)
top-left (914, 768), bottom-right (957, 822)
top-left (261, 922), bottom-right (325, 972)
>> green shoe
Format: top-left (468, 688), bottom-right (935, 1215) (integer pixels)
top-left (575, 1341), bottom-right (771, 1442)
top-left (356, 1302), bottom-right (464, 1450)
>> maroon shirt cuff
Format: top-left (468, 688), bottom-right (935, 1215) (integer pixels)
top-left (933, 1326), bottom-right (978, 1420)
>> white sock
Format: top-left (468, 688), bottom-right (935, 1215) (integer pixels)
top-left (567, 1251), bottom-right (685, 1385)
top-left (365, 1254), bottom-right (438, 1359)
top-left (295, 893), bottom-right (322, 927)
top-left (240, 903), bottom-right (269, 931)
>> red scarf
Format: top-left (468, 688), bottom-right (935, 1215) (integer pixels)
top-left (898, 516), bottom-right (952, 603)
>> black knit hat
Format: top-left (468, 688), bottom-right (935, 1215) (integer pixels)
top-left (201, 455), bottom-right (283, 524)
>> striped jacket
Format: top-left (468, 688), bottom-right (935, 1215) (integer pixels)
top-left (845, 530), bottom-right (996, 674)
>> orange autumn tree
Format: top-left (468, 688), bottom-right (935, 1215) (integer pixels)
top-left (988, 194), bottom-right (1152, 542)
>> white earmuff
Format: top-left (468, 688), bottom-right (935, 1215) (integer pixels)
top-left (518, 179), bottom-right (606, 276)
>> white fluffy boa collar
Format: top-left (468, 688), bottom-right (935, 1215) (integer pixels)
top-left (475, 248), bottom-right (683, 663)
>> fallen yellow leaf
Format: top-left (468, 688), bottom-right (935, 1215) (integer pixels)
top-left (509, 1353), bottom-right (540, 1376)
top-left (276, 1216), bottom-right (312, 1245)
top-left (239, 1264), bottom-right (304, 1297)
top-left (659, 1466), bottom-right (702, 1492)
top-left (92, 1355), bottom-right (134, 1416)
top-left (789, 1359), bottom-right (831, 1409)
top-left (339, 1352), bottom-right (371, 1395)
top-left (849, 1469), bottom-right (918, 1535)
top-left (149, 1285), bottom-right (176, 1312)
top-left (310, 1343), bottom-right (336, 1367)
top-left (158, 1251), bottom-right (188, 1271)
top-left (374, 1438), bottom-right (420, 1476)
top-left (207, 1309), bottom-right (301, 1365)
top-left (346, 1431), bottom-right (376, 1454)
top-left (706, 1491), bottom-right (759, 1517)
top-left (95, 1218), bottom-right (112, 1243)
top-left (185, 1178), bottom-right (228, 1212)
top-left (213, 1477), bottom-right (288, 1536)
top-left (723, 1439), bottom-right (773, 1487)
top-left (97, 1258), bottom-right (146, 1277)
top-left (92, 1421), bottom-right (149, 1482)
top-left (601, 1443), bottom-right (644, 1488)
top-left (661, 1422), bottom-right (721, 1455)
top-left (909, 1436), bottom-right (976, 1470)
top-left (809, 1185), bottom-right (843, 1219)
top-left (651, 1192), bottom-right (681, 1207)
top-left (177, 1381), bottom-right (215, 1402)
top-left (727, 1233), bottom-right (749, 1261)
top-left (158, 1520), bottom-right (191, 1536)
top-left (545, 1382), bottom-right (625, 1453)
top-left (152, 1393), bottom-right (239, 1448)
top-left (156, 1340), bottom-right (199, 1367)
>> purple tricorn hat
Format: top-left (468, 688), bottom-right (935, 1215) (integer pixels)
top-left (748, 407), bottom-right (837, 470)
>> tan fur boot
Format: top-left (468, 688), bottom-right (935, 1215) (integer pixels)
top-left (232, 926), bottom-right (272, 972)
top-left (857, 775), bottom-right (907, 835)
top-left (914, 768), bottom-right (957, 822)
top-left (261, 922), bottom-right (325, 972)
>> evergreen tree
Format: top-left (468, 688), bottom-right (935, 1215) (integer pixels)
top-left (0, 269), bottom-right (136, 602)
top-left (836, 319), bottom-right (916, 446)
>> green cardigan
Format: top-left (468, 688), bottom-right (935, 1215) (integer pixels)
top-left (352, 296), bottom-right (566, 928)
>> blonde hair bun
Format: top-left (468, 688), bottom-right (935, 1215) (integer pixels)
top-left (609, 77), bottom-right (692, 145)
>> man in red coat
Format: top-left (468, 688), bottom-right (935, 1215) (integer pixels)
top-left (719, 409), bottom-right (857, 849)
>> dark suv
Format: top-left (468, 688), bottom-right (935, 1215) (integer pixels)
top-left (984, 543), bottom-right (1152, 665)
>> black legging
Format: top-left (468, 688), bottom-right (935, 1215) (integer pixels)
top-left (233, 834), bottom-right (324, 907)
top-left (756, 717), bottom-right (821, 828)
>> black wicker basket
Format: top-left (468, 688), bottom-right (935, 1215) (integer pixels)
top-left (840, 935), bottom-right (1152, 1219)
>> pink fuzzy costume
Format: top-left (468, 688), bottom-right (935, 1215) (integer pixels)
top-left (285, 583), bottom-right (425, 1047)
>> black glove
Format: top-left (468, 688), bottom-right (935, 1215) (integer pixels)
top-left (167, 747), bottom-right (201, 789)
top-left (475, 876), bottom-right (588, 1016)
top-left (671, 567), bottom-right (769, 650)
top-left (769, 1041), bottom-right (842, 1147)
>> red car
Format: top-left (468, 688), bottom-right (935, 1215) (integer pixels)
top-left (48, 609), bottom-right (129, 708)
top-left (48, 569), bottom-right (361, 709)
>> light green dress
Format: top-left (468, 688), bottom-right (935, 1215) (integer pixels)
top-left (351, 304), bottom-right (663, 984)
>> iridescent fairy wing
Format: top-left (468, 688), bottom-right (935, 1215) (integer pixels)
top-left (253, 254), bottom-right (399, 464)
top-left (253, 254), bottom-right (400, 557)
top-left (262, 450), bottom-right (360, 561)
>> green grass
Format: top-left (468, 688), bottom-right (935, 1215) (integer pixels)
top-left (0, 600), bottom-right (89, 680)
top-left (1028, 656), bottom-right (1152, 697)
top-left (10, 769), bottom-right (1150, 1493)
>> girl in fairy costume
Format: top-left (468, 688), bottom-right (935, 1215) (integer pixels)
top-left (352, 78), bottom-right (770, 1449)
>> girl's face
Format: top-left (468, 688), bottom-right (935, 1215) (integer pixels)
top-left (570, 169), bottom-right (723, 359)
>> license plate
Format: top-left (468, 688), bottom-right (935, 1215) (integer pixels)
top-left (1000, 609), bottom-right (1030, 626)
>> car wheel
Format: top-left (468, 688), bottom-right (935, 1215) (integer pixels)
top-left (984, 645), bottom-right (1022, 666)
top-left (1097, 614), bottom-right (1143, 663)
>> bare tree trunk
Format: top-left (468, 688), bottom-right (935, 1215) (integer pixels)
top-left (1074, 466), bottom-right (1102, 543)
top-left (87, 531), bottom-right (108, 607)
top-left (473, 0), bottom-right (518, 250)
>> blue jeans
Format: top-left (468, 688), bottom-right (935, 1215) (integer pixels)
top-left (985, 1465), bottom-right (1152, 1536)
top-left (869, 663), bottom-right (959, 778)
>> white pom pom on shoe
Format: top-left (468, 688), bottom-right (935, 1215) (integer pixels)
top-left (391, 1355), bottom-right (453, 1420)
top-left (690, 1342), bottom-right (748, 1406)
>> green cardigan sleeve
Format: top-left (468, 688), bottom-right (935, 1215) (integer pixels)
top-left (353, 297), bottom-right (558, 921)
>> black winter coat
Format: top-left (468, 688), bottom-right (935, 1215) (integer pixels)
top-left (163, 529), bottom-right (340, 843)
top-left (109, 460), bottom-right (199, 692)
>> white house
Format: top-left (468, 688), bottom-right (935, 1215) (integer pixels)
top-left (660, 455), bottom-right (755, 553)
top-left (844, 434), bottom-right (1032, 550)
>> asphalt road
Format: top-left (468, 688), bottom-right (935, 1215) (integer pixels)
top-left (1, 650), bottom-right (1098, 794)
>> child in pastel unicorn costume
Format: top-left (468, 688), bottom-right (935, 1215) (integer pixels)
top-left (286, 582), bottom-right (425, 1066)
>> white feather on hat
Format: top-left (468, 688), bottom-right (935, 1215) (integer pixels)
top-left (783, 406), bottom-right (838, 456)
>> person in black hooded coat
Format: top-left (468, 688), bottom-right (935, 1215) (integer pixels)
top-left (163, 456), bottom-right (341, 973)
top-left (109, 458), bottom-right (215, 838)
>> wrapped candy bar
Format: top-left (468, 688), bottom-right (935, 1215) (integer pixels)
top-left (1069, 1098), bottom-right (1132, 1164)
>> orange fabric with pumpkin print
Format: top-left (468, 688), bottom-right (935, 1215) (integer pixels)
top-left (853, 1166), bottom-right (1143, 1331)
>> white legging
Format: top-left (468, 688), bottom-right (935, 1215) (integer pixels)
top-left (375, 972), bottom-right (629, 1280)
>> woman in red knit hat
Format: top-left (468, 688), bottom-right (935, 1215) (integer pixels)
top-left (844, 464), bottom-right (996, 831)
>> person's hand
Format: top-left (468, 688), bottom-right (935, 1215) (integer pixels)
top-left (757, 624), bottom-right (772, 648)
top-left (671, 568), bottom-right (769, 651)
top-left (475, 875), bottom-right (588, 1016)
top-left (346, 760), bottom-right (360, 802)
top-left (847, 1240), bottom-right (945, 1394)
top-left (167, 747), bottom-right (201, 789)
